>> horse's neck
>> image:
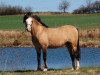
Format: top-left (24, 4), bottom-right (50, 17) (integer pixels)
top-left (31, 21), bottom-right (45, 36)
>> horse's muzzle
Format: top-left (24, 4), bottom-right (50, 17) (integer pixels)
top-left (26, 24), bottom-right (31, 32)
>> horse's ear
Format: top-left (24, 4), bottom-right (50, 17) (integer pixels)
top-left (34, 15), bottom-right (38, 17)
top-left (32, 15), bottom-right (38, 18)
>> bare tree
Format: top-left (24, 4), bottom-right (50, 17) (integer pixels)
top-left (73, 0), bottom-right (100, 14)
top-left (0, 2), bottom-right (32, 15)
top-left (58, 0), bottom-right (70, 13)
top-left (86, 0), bottom-right (92, 8)
top-left (93, 0), bottom-right (100, 13)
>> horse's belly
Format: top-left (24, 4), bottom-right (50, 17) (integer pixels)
top-left (48, 39), bottom-right (66, 48)
top-left (48, 45), bottom-right (65, 48)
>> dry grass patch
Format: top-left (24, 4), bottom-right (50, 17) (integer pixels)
top-left (79, 28), bottom-right (100, 38)
top-left (0, 30), bottom-right (32, 47)
top-left (0, 29), bottom-right (100, 47)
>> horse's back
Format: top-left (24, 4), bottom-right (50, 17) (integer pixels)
top-left (47, 25), bottom-right (77, 32)
top-left (46, 25), bottom-right (78, 38)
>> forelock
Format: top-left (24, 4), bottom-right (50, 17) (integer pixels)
top-left (23, 12), bottom-right (32, 23)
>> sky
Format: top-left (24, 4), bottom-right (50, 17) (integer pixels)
top-left (0, 0), bottom-right (99, 12)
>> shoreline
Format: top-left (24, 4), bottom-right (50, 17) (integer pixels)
top-left (0, 29), bottom-right (100, 48)
top-left (0, 42), bottom-right (100, 48)
top-left (0, 67), bottom-right (100, 75)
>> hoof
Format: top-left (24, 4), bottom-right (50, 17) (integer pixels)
top-left (43, 68), bottom-right (48, 71)
top-left (76, 66), bottom-right (80, 70)
top-left (71, 67), bottom-right (76, 70)
top-left (71, 68), bottom-right (75, 70)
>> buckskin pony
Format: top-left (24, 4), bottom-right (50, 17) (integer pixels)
top-left (23, 12), bottom-right (80, 71)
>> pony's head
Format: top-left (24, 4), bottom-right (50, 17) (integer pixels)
top-left (23, 12), bottom-right (48, 32)
top-left (23, 12), bottom-right (32, 31)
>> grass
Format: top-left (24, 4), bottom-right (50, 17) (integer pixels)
top-left (0, 15), bottom-right (24, 30)
top-left (0, 14), bottom-right (100, 30)
top-left (0, 67), bottom-right (100, 75)
top-left (41, 14), bottom-right (100, 29)
top-left (0, 30), bottom-right (32, 47)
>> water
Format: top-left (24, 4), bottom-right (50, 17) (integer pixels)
top-left (0, 47), bottom-right (100, 71)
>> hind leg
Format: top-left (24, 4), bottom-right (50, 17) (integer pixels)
top-left (67, 44), bottom-right (76, 70)
top-left (73, 46), bottom-right (80, 70)
top-left (42, 48), bottom-right (48, 71)
top-left (70, 53), bottom-right (76, 70)
top-left (75, 50), bottom-right (80, 70)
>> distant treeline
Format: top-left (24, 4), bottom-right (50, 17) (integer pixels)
top-left (0, 1), bottom-right (100, 15)
top-left (73, 0), bottom-right (100, 14)
top-left (0, 3), bottom-right (32, 15)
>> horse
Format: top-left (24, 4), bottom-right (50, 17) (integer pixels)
top-left (23, 12), bottom-right (80, 71)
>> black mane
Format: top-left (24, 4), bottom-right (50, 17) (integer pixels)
top-left (23, 12), bottom-right (48, 28)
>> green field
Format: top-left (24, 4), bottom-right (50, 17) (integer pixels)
top-left (0, 14), bottom-right (100, 30)
top-left (0, 15), bottom-right (24, 30)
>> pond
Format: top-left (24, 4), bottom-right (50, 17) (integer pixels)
top-left (0, 48), bottom-right (100, 71)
